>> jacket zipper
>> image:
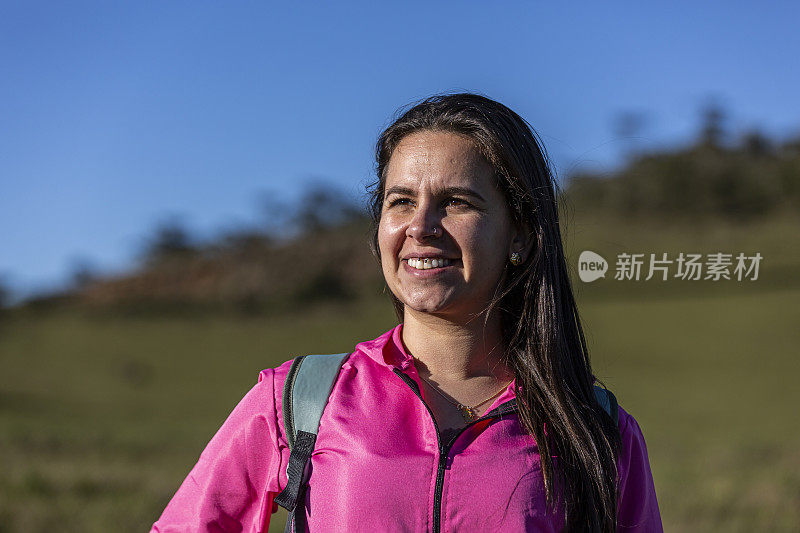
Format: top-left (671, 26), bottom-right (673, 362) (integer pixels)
top-left (393, 369), bottom-right (518, 533)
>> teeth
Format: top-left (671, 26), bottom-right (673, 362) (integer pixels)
top-left (407, 258), bottom-right (453, 270)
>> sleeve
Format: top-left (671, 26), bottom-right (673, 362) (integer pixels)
top-left (151, 369), bottom-right (285, 533)
top-left (616, 407), bottom-right (663, 532)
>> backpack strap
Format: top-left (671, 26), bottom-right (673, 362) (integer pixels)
top-left (274, 353), bottom-right (349, 533)
top-left (593, 384), bottom-right (619, 430)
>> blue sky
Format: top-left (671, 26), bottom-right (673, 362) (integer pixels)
top-left (1, 1), bottom-right (798, 302)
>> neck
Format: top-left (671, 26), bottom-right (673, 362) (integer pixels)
top-left (401, 307), bottom-right (512, 383)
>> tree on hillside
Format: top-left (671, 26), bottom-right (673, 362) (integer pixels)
top-left (699, 100), bottom-right (727, 148)
top-left (0, 275), bottom-right (10, 309)
top-left (291, 182), bottom-right (365, 234)
top-left (213, 226), bottom-right (272, 257)
top-left (255, 191), bottom-right (293, 239)
top-left (69, 257), bottom-right (99, 290)
top-left (613, 110), bottom-right (649, 160)
top-left (141, 215), bottom-right (198, 265)
top-left (565, 102), bottom-right (799, 220)
top-left (741, 130), bottom-right (772, 157)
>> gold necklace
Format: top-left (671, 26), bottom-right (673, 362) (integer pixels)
top-left (417, 373), bottom-right (512, 422)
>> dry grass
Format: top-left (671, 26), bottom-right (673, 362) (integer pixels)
top-left (1, 213), bottom-right (798, 531)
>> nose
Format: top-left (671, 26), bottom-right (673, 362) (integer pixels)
top-left (406, 202), bottom-right (442, 241)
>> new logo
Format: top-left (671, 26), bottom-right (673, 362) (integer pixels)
top-left (578, 251), bottom-right (608, 283)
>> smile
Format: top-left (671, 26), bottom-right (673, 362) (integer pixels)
top-left (406, 258), bottom-right (454, 270)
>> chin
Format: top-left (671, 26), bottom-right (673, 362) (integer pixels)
top-left (403, 299), bottom-right (449, 314)
top-left (405, 292), bottom-right (495, 320)
top-left (404, 297), bottom-right (483, 319)
top-left (396, 292), bottom-right (450, 314)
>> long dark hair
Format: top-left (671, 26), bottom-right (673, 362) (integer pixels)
top-left (368, 93), bottom-right (621, 532)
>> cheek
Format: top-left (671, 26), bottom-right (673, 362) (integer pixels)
top-left (454, 218), bottom-right (510, 256)
top-left (457, 221), bottom-right (512, 276)
top-left (377, 216), bottom-right (403, 263)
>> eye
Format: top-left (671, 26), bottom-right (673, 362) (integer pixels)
top-left (386, 197), bottom-right (413, 208)
top-left (444, 197), bottom-right (471, 209)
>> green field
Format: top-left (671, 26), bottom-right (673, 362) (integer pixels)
top-left (1, 214), bottom-right (798, 532)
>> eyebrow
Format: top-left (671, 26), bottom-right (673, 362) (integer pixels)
top-left (384, 186), bottom-right (486, 203)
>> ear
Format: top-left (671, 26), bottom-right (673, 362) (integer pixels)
top-left (509, 221), bottom-right (535, 263)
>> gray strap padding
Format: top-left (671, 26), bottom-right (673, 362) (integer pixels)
top-left (594, 385), bottom-right (611, 415)
top-left (276, 352), bottom-right (349, 531)
top-left (593, 384), bottom-right (619, 431)
top-left (289, 353), bottom-right (349, 444)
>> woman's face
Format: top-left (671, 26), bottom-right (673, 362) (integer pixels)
top-left (378, 130), bottom-right (524, 319)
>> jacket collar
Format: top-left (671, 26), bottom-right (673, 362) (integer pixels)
top-left (356, 324), bottom-right (519, 409)
top-left (353, 323), bottom-right (415, 371)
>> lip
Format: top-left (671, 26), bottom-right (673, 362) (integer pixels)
top-left (400, 251), bottom-right (458, 261)
top-left (401, 258), bottom-right (460, 277)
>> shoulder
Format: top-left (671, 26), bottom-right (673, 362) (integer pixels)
top-left (615, 405), bottom-right (651, 468)
top-left (257, 350), bottom-right (369, 441)
top-left (615, 405), bottom-right (656, 492)
top-left (235, 359), bottom-right (293, 420)
top-left (616, 405), bottom-right (640, 438)
top-left (250, 358), bottom-right (295, 447)
top-left (258, 357), bottom-right (295, 393)
top-left (614, 405), bottom-right (664, 531)
top-left (262, 349), bottom-right (369, 391)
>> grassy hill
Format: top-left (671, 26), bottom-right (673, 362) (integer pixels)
top-left (2, 211), bottom-right (798, 531)
top-left (3, 124), bottom-right (799, 530)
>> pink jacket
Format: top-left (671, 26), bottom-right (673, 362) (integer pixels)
top-left (152, 324), bottom-right (662, 532)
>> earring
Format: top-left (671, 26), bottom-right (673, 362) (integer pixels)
top-left (510, 252), bottom-right (522, 266)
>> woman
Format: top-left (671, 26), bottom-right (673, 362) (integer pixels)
top-left (152, 93), bottom-right (662, 532)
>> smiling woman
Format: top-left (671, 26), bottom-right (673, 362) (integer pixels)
top-left (152, 93), bottom-right (662, 532)
top-left (378, 130), bottom-right (525, 319)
